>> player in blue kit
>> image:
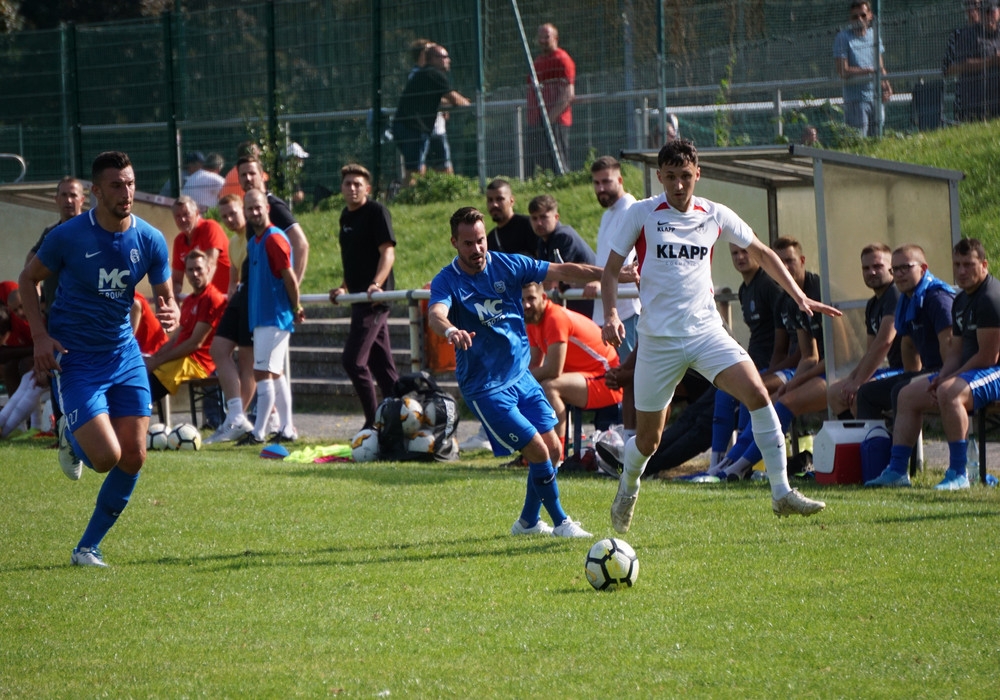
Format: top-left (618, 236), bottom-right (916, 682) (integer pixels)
top-left (427, 207), bottom-right (635, 538)
top-left (19, 151), bottom-right (180, 567)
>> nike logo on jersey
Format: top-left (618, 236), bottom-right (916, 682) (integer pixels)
top-left (460, 290), bottom-right (475, 301)
top-left (85, 251), bottom-right (100, 258)
top-left (656, 243), bottom-right (709, 260)
top-left (657, 221), bottom-right (676, 232)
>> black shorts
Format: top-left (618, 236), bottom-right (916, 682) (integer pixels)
top-left (214, 285), bottom-right (252, 346)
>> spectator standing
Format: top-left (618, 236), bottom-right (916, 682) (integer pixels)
top-left (27, 177), bottom-right (86, 312)
top-left (586, 156), bottom-right (639, 359)
top-left (18, 151), bottom-right (180, 567)
top-left (181, 151), bottom-right (226, 212)
top-left (205, 193), bottom-right (257, 444)
top-left (170, 195), bottom-right (231, 298)
top-left (526, 23), bottom-right (575, 173)
top-left (833, 1), bottom-right (891, 136)
top-left (328, 164), bottom-right (400, 431)
top-left (943, 0), bottom-right (1000, 122)
top-left (236, 189), bottom-right (304, 445)
top-left (866, 238), bottom-right (1000, 489)
top-left (391, 43), bottom-right (470, 184)
top-left (485, 178), bottom-right (537, 258)
top-left (528, 194), bottom-right (596, 319)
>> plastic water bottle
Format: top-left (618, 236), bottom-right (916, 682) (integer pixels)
top-left (967, 435), bottom-right (979, 485)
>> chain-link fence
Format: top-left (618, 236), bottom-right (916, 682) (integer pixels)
top-left (0, 0), bottom-right (982, 197)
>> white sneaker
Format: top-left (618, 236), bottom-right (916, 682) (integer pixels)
top-left (204, 417), bottom-right (255, 444)
top-left (459, 426), bottom-right (491, 451)
top-left (511, 519), bottom-right (553, 535)
top-left (552, 518), bottom-right (592, 538)
top-left (58, 416), bottom-right (83, 481)
top-left (71, 546), bottom-right (107, 567)
top-left (772, 488), bottom-right (826, 518)
top-left (611, 477), bottom-right (639, 534)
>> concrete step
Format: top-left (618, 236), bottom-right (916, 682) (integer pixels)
top-left (289, 345), bottom-right (414, 378)
top-left (293, 317), bottom-right (413, 348)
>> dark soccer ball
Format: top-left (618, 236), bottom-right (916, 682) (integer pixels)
top-left (585, 537), bottom-right (639, 591)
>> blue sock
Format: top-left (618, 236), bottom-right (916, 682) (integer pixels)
top-left (528, 460), bottom-right (568, 525)
top-left (67, 428), bottom-right (94, 470)
top-left (711, 391), bottom-right (739, 453)
top-left (733, 402), bottom-right (795, 467)
top-left (736, 403), bottom-right (750, 432)
top-left (518, 471), bottom-right (542, 526)
top-left (948, 440), bottom-right (968, 476)
top-left (77, 467), bottom-right (139, 550)
top-left (887, 444), bottom-right (912, 475)
top-left (726, 423), bottom-right (756, 462)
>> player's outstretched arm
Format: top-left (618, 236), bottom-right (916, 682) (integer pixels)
top-left (428, 301), bottom-right (475, 351)
top-left (751, 239), bottom-right (841, 318)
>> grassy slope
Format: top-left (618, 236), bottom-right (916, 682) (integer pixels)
top-left (295, 124), bottom-right (995, 296)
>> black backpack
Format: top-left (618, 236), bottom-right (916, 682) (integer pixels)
top-left (375, 371), bottom-right (460, 462)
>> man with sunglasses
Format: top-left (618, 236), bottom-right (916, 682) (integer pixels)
top-left (833, 1), bottom-right (892, 136)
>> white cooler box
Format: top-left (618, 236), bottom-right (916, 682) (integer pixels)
top-left (813, 420), bottom-right (886, 485)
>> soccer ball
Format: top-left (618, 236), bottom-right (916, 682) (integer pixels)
top-left (168, 422), bottom-right (202, 451)
top-left (399, 397), bottom-right (424, 438)
top-left (585, 537), bottom-right (639, 591)
top-left (407, 429), bottom-right (436, 455)
top-left (351, 428), bottom-right (380, 462)
top-left (147, 422), bottom-right (171, 451)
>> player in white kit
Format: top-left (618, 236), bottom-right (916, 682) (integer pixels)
top-left (600, 139), bottom-right (840, 532)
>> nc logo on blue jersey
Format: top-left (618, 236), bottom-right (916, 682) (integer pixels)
top-left (98, 267), bottom-right (131, 299)
top-left (474, 298), bottom-right (506, 327)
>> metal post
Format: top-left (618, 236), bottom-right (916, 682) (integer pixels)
top-left (873, 0), bottom-right (883, 138)
top-left (67, 22), bottom-right (84, 177)
top-left (408, 297), bottom-right (425, 373)
top-left (163, 11), bottom-right (180, 198)
top-left (266, 0), bottom-right (281, 193)
top-left (475, 0), bottom-right (487, 191)
top-left (516, 106), bottom-right (524, 181)
top-left (775, 87), bottom-right (783, 140)
top-left (656, 0), bottom-right (668, 145)
top-left (371, 0), bottom-right (383, 192)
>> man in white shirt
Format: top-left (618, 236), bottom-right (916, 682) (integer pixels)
top-left (585, 156), bottom-right (640, 359)
top-left (182, 152), bottom-right (226, 212)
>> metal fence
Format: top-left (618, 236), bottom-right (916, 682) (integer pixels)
top-left (0, 0), bottom-right (979, 196)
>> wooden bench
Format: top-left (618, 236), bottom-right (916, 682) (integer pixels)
top-left (154, 376), bottom-right (221, 429)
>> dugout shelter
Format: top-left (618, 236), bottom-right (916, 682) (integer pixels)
top-left (621, 145), bottom-right (964, 401)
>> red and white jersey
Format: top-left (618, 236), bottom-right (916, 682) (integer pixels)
top-left (610, 192), bottom-right (755, 338)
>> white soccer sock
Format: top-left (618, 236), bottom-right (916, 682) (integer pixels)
top-left (223, 397), bottom-right (245, 426)
top-left (622, 437), bottom-right (649, 493)
top-left (750, 404), bottom-right (791, 498)
top-left (253, 378), bottom-right (275, 440)
top-left (273, 374), bottom-right (294, 435)
top-left (624, 429), bottom-right (636, 440)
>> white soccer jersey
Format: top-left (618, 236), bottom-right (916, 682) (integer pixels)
top-left (609, 192), bottom-right (755, 338)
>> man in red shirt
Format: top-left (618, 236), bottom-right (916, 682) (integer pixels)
top-left (146, 250), bottom-right (227, 402)
top-left (526, 23), bottom-right (575, 174)
top-left (171, 195), bottom-right (231, 298)
top-left (523, 281), bottom-right (622, 459)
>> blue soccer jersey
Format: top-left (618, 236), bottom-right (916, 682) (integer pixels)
top-left (247, 225), bottom-right (295, 332)
top-left (35, 210), bottom-right (170, 353)
top-left (430, 252), bottom-right (549, 399)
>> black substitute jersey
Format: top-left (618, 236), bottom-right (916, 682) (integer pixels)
top-left (738, 267), bottom-right (783, 369)
top-left (952, 274), bottom-right (1000, 364)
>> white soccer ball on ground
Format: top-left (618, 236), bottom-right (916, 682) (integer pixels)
top-left (168, 422), bottom-right (202, 451)
top-left (351, 428), bottom-right (380, 462)
top-left (585, 537), bottom-right (639, 591)
top-left (399, 397), bottom-right (424, 438)
top-left (147, 422), bottom-right (171, 451)
top-left (407, 429), bottom-right (436, 455)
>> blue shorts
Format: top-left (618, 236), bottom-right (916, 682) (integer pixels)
top-left (872, 367), bottom-right (904, 382)
top-left (391, 121), bottom-right (431, 172)
top-left (54, 342), bottom-right (152, 431)
top-left (929, 367), bottom-right (1000, 411)
top-left (466, 372), bottom-right (557, 457)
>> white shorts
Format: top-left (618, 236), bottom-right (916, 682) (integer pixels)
top-left (252, 326), bottom-right (290, 375)
top-left (634, 326), bottom-right (751, 413)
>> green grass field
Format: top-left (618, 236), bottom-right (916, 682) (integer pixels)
top-left (2, 438), bottom-right (998, 698)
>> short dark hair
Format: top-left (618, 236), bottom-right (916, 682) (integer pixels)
top-left (657, 138), bottom-right (698, 168)
top-left (860, 243), bottom-right (891, 258)
top-left (527, 194), bottom-right (557, 214)
top-left (341, 163), bottom-right (371, 183)
top-left (56, 175), bottom-right (82, 193)
top-left (772, 236), bottom-right (802, 255)
top-left (954, 237), bottom-right (987, 260)
top-left (486, 178), bottom-right (511, 192)
top-left (590, 156), bottom-right (621, 173)
top-left (91, 151), bottom-right (132, 181)
top-left (450, 206), bottom-right (484, 237)
top-left (236, 155), bottom-right (260, 170)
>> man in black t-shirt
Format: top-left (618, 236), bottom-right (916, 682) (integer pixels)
top-left (485, 179), bottom-right (537, 258)
top-left (329, 164), bottom-right (400, 430)
top-left (827, 243), bottom-right (901, 418)
top-left (868, 238), bottom-right (1000, 489)
top-left (391, 44), bottom-right (470, 184)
